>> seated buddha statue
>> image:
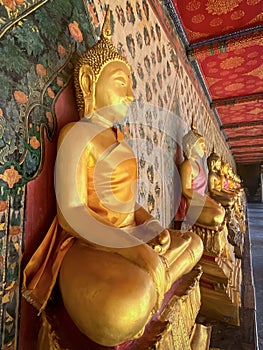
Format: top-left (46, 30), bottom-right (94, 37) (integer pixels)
top-left (220, 160), bottom-right (244, 209)
top-left (207, 151), bottom-right (235, 208)
top-left (178, 126), bottom-right (225, 230)
top-left (220, 161), bottom-right (246, 228)
top-left (220, 161), bottom-right (238, 194)
top-left (23, 9), bottom-right (203, 348)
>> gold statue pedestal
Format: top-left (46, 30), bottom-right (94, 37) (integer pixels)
top-left (192, 224), bottom-right (242, 326)
top-left (225, 208), bottom-right (245, 259)
top-left (37, 266), bottom-right (212, 350)
top-left (127, 266), bottom-right (211, 350)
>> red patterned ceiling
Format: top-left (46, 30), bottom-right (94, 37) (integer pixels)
top-left (216, 100), bottom-right (263, 124)
top-left (224, 125), bottom-right (263, 137)
top-left (172, 0), bottom-right (262, 43)
top-left (166, 0), bottom-right (263, 165)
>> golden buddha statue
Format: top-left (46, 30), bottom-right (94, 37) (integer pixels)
top-left (220, 160), bottom-right (246, 236)
top-left (220, 161), bottom-right (239, 195)
top-left (220, 160), bottom-right (244, 213)
top-left (207, 152), bottom-right (245, 258)
top-left (207, 151), bottom-right (235, 208)
top-left (23, 9), bottom-right (203, 348)
top-left (179, 127), bottom-right (225, 230)
top-left (178, 126), bottom-right (241, 326)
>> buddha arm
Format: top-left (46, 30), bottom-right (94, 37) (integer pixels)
top-left (180, 160), bottom-right (205, 203)
top-left (56, 122), bottom-right (82, 236)
top-left (208, 173), bottom-right (226, 197)
top-left (134, 205), bottom-right (152, 225)
top-left (56, 122), bottom-right (117, 239)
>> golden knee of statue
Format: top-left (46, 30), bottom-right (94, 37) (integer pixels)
top-left (22, 10), bottom-right (205, 349)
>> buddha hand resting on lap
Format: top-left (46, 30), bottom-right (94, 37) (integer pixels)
top-left (23, 9), bottom-right (203, 347)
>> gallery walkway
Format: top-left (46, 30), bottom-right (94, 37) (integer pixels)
top-left (207, 202), bottom-right (262, 350)
top-left (247, 202), bottom-right (263, 349)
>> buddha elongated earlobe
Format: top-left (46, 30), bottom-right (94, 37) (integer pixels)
top-left (79, 65), bottom-right (95, 116)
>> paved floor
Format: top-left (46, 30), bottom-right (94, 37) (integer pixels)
top-left (247, 203), bottom-right (263, 349)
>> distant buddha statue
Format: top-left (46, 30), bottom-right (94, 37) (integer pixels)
top-left (220, 160), bottom-right (246, 235)
top-left (178, 125), bottom-right (225, 230)
top-left (23, 9), bottom-right (203, 348)
top-left (177, 126), bottom-right (240, 328)
top-left (220, 160), bottom-right (239, 194)
top-left (207, 151), bottom-right (235, 208)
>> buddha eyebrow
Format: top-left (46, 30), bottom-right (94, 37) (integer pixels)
top-left (110, 69), bottom-right (130, 78)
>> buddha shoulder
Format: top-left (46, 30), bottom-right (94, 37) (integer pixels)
top-left (58, 122), bottom-right (77, 147)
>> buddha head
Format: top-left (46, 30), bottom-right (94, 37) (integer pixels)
top-left (207, 150), bottom-right (221, 172)
top-left (182, 123), bottom-right (206, 159)
top-left (220, 160), bottom-right (230, 176)
top-left (74, 8), bottom-right (134, 121)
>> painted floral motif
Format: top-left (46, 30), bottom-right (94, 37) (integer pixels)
top-left (57, 44), bottom-right (67, 57)
top-left (0, 200), bottom-right (7, 211)
top-left (0, 166), bottom-right (22, 189)
top-left (205, 0), bottom-right (243, 15)
top-left (68, 21), bottom-right (83, 42)
top-left (13, 91), bottom-right (28, 104)
top-left (29, 136), bottom-right (40, 150)
top-left (0, 0), bottom-right (91, 347)
top-left (36, 63), bottom-right (47, 77)
top-left (1, 0), bottom-right (25, 8)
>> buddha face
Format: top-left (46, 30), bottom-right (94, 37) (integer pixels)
top-left (221, 162), bottom-right (229, 176)
top-left (94, 61), bottom-right (134, 122)
top-left (214, 158), bottom-right (221, 171)
top-left (228, 166), bottom-right (234, 178)
top-left (191, 137), bottom-right (206, 159)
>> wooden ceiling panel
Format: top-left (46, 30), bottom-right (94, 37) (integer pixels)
top-left (172, 0), bottom-right (262, 43)
top-left (224, 125), bottom-right (263, 139)
top-left (199, 44), bottom-right (263, 100)
top-left (164, 0), bottom-right (263, 165)
top-left (216, 100), bottom-right (263, 125)
top-left (230, 139), bottom-right (263, 147)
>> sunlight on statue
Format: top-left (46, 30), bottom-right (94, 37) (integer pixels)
top-left (23, 8), bottom-right (203, 348)
top-left (179, 124), bottom-right (226, 230)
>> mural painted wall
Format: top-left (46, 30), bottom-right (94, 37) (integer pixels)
top-left (0, 0), bottom-right (94, 348)
top-left (0, 0), bottom-right (235, 348)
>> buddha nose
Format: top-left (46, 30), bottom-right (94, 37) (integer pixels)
top-left (126, 95), bottom-right (134, 103)
top-left (127, 85), bottom-right (135, 102)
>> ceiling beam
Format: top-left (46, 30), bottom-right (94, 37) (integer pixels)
top-left (235, 155), bottom-right (263, 159)
top-left (236, 163), bottom-right (263, 166)
top-left (212, 93), bottom-right (263, 108)
top-left (235, 159), bottom-right (263, 163)
top-left (186, 25), bottom-right (263, 51)
top-left (227, 134), bottom-right (263, 141)
top-left (230, 143), bottom-right (263, 149)
top-left (236, 154), bottom-right (263, 157)
top-left (221, 119), bottom-right (263, 129)
top-left (233, 151), bottom-right (263, 155)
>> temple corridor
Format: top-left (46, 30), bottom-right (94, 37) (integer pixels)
top-left (248, 203), bottom-right (263, 349)
top-left (208, 202), bottom-right (263, 349)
